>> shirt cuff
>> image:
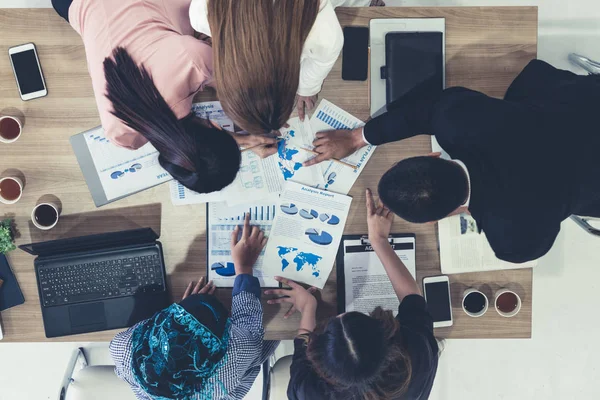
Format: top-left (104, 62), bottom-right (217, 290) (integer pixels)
top-left (361, 127), bottom-right (371, 146)
top-left (233, 274), bottom-right (261, 298)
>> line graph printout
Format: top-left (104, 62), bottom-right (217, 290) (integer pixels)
top-left (309, 100), bottom-right (376, 195)
top-left (207, 201), bottom-right (279, 287)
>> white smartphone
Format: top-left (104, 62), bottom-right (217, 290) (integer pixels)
top-left (423, 275), bottom-right (453, 328)
top-left (8, 43), bottom-right (47, 101)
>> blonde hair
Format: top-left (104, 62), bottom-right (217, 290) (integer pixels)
top-left (207, 0), bottom-right (319, 134)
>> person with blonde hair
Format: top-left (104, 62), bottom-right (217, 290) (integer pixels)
top-left (265, 189), bottom-right (439, 400)
top-left (189, 0), bottom-right (383, 154)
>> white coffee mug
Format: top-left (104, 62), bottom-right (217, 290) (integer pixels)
top-left (462, 288), bottom-right (489, 317)
top-left (0, 115), bottom-right (23, 144)
top-left (0, 177), bottom-right (23, 204)
top-left (31, 202), bottom-right (60, 230)
top-left (494, 289), bottom-right (522, 318)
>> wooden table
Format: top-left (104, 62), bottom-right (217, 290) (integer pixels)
top-left (0, 7), bottom-right (537, 341)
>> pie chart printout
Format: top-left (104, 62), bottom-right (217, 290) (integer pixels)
top-left (281, 203), bottom-right (299, 215)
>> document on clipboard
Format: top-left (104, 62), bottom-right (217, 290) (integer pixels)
top-left (336, 234), bottom-right (416, 315)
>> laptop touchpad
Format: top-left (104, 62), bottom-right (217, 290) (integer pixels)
top-left (69, 302), bottom-right (107, 329)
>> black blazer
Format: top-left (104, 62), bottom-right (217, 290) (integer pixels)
top-left (364, 60), bottom-right (600, 263)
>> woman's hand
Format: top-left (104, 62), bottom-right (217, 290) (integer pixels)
top-left (182, 276), bottom-right (215, 300)
top-left (296, 94), bottom-right (318, 121)
top-left (366, 188), bottom-right (394, 245)
top-left (233, 132), bottom-right (280, 158)
top-left (265, 277), bottom-right (318, 316)
top-left (231, 213), bottom-right (268, 275)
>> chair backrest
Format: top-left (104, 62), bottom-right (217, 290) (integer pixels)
top-left (65, 366), bottom-right (137, 400)
top-left (268, 355), bottom-right (293, 400)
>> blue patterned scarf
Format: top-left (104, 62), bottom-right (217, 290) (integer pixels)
top-left (131, 303), bottom-right (231, 399)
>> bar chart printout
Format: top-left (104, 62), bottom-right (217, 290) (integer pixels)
top-left (207, 201), bottom-right (278, 287)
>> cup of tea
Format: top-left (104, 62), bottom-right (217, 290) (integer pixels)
top-left (494, 289), bottom-right (521, 318)
top-left (0, 116), bottom-right (23, 144)
top-left (462, 288), bottom-right (488, 317)
top-left (31, 203), bottom-right (60, 230)
top-left (0, 177), bottom-right (23, 204)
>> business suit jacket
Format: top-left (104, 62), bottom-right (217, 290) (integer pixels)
top-left (364, 60), bottom-right (600, 263)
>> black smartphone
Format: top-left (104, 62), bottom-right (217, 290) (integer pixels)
top-left (342, 27), bottom-right (369, 81)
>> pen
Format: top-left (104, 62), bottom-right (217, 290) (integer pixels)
top-left (299, 147), bottom-right (358, 170)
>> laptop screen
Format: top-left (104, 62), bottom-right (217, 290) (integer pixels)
top-left (19, 228), bottom-right (158, 257)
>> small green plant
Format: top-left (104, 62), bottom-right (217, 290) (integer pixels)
top-left (0, 218), bottom-right (16, 254)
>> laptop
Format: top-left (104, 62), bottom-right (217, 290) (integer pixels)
top-left (20, 228), bottom-right (170, 338)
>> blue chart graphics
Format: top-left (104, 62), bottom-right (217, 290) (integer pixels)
top-left (211, 262), bottom-right (236, 277)
top-left (327, 215), bottom-right (340, 225)
top-left (315, 109), bottom-right (353, 130)
top-left (217, 205), bottom-right (276, 222)
top-left (305, 230), bottom-right (333, 245)
top-left (281, 203), bottom-right (298, 215)
top-left (300, 209), bottom-right (319, 219)
top-left (277, 129), bottom-right (310, 181)
top-left (277, 246), bottom-right (323, 277)
top-left (110, 163), bottom-right (142, 180)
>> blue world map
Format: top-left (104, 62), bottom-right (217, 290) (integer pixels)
top-left (276, 246), bottom-right (323, 277)
top-left (277, 130), bottom-right (303, 180)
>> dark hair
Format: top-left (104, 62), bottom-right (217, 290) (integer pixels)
top-left (103, 47), bottom-right (241, 193)
top-left (305, 308), bottom-right (412, 400)
top-left (378, 156), bottom-right (469, 223)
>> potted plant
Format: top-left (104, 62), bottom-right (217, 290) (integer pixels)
top-left (0, 218), bottom-right (16, 254)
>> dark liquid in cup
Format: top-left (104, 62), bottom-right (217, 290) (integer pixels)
top-left (0, 118), bottom-right (20, 140)
top-left (35, 204), bottom-right (58, 227)
top-left (0, 179), bottom-right (21, 201)
top-left (464, 292), bottom-right (486, 314)
top-left (496, 292), bottom-right (519, 313)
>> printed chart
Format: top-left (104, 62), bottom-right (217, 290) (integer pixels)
top-left (207, 201), bottom-right (278, 287)
top-left (264, 182), bottom-right (352, 288)
top-left (309, 100), bottom-right (376, 195)
top-left (84, 127), bottom-right (171, 201)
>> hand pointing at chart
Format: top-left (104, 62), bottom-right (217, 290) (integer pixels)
top-left (304, 127), bottom-right (367, 167)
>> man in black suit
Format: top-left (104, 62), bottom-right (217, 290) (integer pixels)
top-left (305, 60), bottom-right (600, 263)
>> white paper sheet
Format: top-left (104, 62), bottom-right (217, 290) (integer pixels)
top-left (207, 202), bottom-right (279, 287)
top-left (262, 182), bottom-right (352, 288)
top-left (309, 100), bottom-right (376, 195)
top-left (277, 117), bottom-right (325, 187)
top-left (83, 128), bottom-right (171, 201)
top-left (342, 236), bottom-right (415, 315)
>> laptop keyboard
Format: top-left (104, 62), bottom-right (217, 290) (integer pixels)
top-left (38, 254), bottom-right (165, 307)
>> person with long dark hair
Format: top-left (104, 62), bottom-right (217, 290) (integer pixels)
top-left (266, 189), bottom-right (439, 400)
top-left (52, 0), bottom-right (276, 193)
top-left (110, 214), bottom-right (279, 399)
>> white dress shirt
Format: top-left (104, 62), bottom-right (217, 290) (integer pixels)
top-left (189, 0), bottom-right (369, 97)
top-left (452, 159), bottom-right (471, 207)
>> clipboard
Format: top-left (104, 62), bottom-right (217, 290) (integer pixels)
top-left (336, 233), bottom-right (416, 314)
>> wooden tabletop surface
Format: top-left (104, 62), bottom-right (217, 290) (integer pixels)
top-left (0, 7), bottom-right (537, 341)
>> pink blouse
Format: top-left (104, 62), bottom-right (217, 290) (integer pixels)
top-left (70, 0), bottom-right (213, 149)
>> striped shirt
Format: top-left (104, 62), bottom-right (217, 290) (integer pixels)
top-left (110, 274), bottom-right (279, 399)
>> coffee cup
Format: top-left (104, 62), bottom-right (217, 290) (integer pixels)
top-left (0, 116), bottom-right (23, 144)
top-left (0, 177), bottom-right (23, 204)
top-left (31, 202), bottom-right (60, 230)
top-left (494, 289), bottom-right (521, 317)
top-left (462, 288), bottom-right (488, 317)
